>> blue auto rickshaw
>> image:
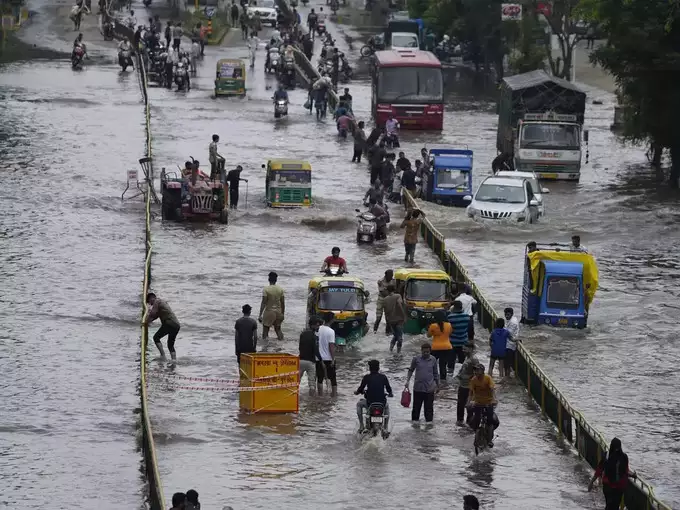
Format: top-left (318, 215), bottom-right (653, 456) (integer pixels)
top-left (521, 243), bottom-right (599, 329)
top-left (421, 148), bottom-right (473, 206)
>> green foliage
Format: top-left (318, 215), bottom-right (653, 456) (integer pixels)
top-left (591, 0), bottom-right (680, 181)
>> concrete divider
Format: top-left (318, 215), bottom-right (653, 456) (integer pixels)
top-left (402, 190), bottom-right (671, 510)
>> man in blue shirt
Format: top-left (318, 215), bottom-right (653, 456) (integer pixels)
top-left (447, 300), bottom-right (469, 373)
top-left (273, 84), bottom-right (288, 101)
top-left (355, 359), bottom-right (393, 432)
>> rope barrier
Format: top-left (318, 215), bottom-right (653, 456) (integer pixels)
top-left (148, 382), bottom-right (301, 392)
top-left (149, 371), bottom-right (299, 385)
top-left (402, 190), bottom-right (671, 510)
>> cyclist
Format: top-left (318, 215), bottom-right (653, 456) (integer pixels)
top-left (467, 363), bottom-right (499, 446)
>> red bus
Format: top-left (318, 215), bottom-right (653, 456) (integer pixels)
top-left (371, 49), bottom-right (444, 130)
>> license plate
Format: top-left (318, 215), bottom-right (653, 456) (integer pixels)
top-left (403, 120), bottom-right (416, 124)
top-left (540, 173), bottom-right (558, 179)
top-left (370, 417), bottom-right (383, 423)
top-left (361, 235), bottom-right (370, 241)
top-left (558, 318), bottom-right (568, 325)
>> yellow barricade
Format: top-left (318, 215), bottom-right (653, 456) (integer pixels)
top-left (239, 353), bottom-right (300, 414)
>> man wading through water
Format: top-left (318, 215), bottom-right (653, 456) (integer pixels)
top-left (234, 304), bottom-right (258, 364)
top-left (259, 271), bottom-right (285, 340)
top-left (145, 293), bottom-right (181, 360)
top-left (299, 316), bottom-right (322, 395)
top-left (383, 283), bottom-right (406, 353)
top-left (373, 269), bottom-right (394, 334)
top-left (317, 311), bottom-right (337, 397)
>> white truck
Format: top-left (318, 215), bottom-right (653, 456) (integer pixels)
top-left (496, 70), bottom-right (589, 181)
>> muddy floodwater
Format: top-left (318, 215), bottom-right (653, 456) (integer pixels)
top-left (1, 0), bottom-right (678, 508)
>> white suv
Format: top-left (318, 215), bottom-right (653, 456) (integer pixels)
top-left (495, 170), bottom-right (549, 217)
top-left (466, 176), bottom-right (540, 223)
top-left (247, 0), bottom-right (277, 27)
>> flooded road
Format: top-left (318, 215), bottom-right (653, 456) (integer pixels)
top-left (2, 0), bottom-right (677, 507)
top-left (0, 57), bottom-right (146, 507)
top-left (146, 11), bottom-right (613, 510)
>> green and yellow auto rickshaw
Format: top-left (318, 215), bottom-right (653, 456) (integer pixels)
top-left (214, 58), bottom-right (246, 97)
top-left (307, 276), bottom-right (370, 347)
top-left (394, 268), bottom-right (453, 334)
top-left (263, 159), bottom-right (312, 208)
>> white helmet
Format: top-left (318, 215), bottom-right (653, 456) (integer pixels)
top-left (443, 34), bottom-right (450, 42)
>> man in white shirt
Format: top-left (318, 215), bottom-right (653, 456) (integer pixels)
top-left (316, 311), bottom-right (337, 397)
top-left (504, 307), bottom-right (520, 376)
top-left (454, 285), bottom-right (477, 344)
top-left (571, 235), bottom-right (588, 253)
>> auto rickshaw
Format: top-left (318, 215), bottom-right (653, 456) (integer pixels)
top-left (263, 159), bottom-right (312, 207)
top-left (521, 243), bottom-right (599, 329)
top-left (214, 58), bottom-right (246, 97)
top-left (307, 276), bottom-right (370, 347)
top-left (394, 268), bottom-right (453, 334)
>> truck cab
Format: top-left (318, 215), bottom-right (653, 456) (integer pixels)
top-left (384, 19), bottom-right (422, 50)
top-left (497, 71), bottom-right (588, 182)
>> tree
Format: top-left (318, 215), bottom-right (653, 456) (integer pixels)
top-left (590, 0), bottom-right (680, 186)
top-left (538, 0), bottom-right (590, 80)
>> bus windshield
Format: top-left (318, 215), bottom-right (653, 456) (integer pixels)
top-left (546, 276), bottom-right (580, 309)
top-left (318, 288), bottom-right (364, 311)
top-left (405, 280), bottom-right (448, 301)
top-left (270, 170), bottom-right (311, 184)
top-left (377, 67), bottom-right (443, 103)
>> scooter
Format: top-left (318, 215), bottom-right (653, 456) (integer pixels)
top-left (118, 49), bottom-right (133, 71)
top-left (384, 132), bottom-right (400, 148)
top-left (274, 98), bottom-right (288, 118)
top-left (355, 209), bottom-right (377, 243)
top-left (174, 63), bottom-right (189, 91)
top-left (321, 265), bottom-right (345, 276)
top-left (72, 45), bottom-right (85, 70)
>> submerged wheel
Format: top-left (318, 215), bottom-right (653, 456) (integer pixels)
top-left (360, 45), bottom-right (373, 58)
top-left (219, 209), bottom-right (228, 224)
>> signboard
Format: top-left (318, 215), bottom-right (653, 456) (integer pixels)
top-left (203, 7), bottom-right (216, 18)
top-left (537, 1), bottom-right (552, 17)
top-left (323, 287), bottom-right (357, 293)
top-left (127, 170), bottom-right (138, 182)
top-left (501, 3), bottom-right (522, 21)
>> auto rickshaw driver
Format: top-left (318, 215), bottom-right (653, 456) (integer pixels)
top-left (321, 247), bottom-right (348, 276)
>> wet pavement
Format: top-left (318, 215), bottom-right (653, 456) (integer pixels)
top-left (2, 0), bottom-right (678, 508)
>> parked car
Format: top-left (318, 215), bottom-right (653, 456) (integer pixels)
top-left (248, 0), bottom-right (277, 27)
top-left (466, 176), bottom-right (541, 223)
top-left (495, 170), bottom-right (549, 217)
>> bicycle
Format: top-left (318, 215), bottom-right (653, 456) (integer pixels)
top-left (472, 404), bottom-right (495, 455)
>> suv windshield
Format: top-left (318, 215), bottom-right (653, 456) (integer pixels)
top-left (318, 288), bottom-right (364, 311)
top-left (259, 0), bottom-right (275, 7)
top-left (520, 124), bottom-right (580, 150)
top-left (378, 67), bottom-right (443, 102)
top-left (405, 280), bottom-right (448, 301)
top-left (475, 183), bottom-right (526, 204)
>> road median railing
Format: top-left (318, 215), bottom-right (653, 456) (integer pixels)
top-left (137, 53), bottom-right (166, 510)
top-left (402, 190), bottom-right (670, 510)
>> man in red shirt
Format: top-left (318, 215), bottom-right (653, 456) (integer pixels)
top-left (321, 247), bottom-right (348, 275)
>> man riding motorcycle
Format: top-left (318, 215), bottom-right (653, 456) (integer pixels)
top-left (467, 364), bottom-right (500, 447)
top-left (368, 199), bottom-right (389, 240)
top-left (72, 33), bottom-right (87, 67)
top-left (320, 247), bottom-right (348, 275)
top-left (355, 359), bottom-right (393, 433)
top-left (385, 115), bottom-right (400, 147)
top-left (118, 39), bottom-right (133, 69)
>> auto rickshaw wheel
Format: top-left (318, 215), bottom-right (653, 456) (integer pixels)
top-left (219, 209), bottom-right (228, 224)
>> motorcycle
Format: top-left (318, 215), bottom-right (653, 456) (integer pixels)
top-left (266, 48), bottom-right (280, 73)
top-left (174, 63), bottom-right (189, 91)
top-left (118, 49), bottom-right (133, 71)
top-left (282, 58), bottom-right (296, 89)
top-left (341, 61), bottom-right (353, 81)
top-left (384, 132), bottom-right (400, 149)
top-left (274, 98), bottom-right (288, 118)
top-left (361, 402), bottom-right (389, 439)
top-left (355, 209), bottom-right (377, 243)
top-left (71, 45), bottom-right (85, 70)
